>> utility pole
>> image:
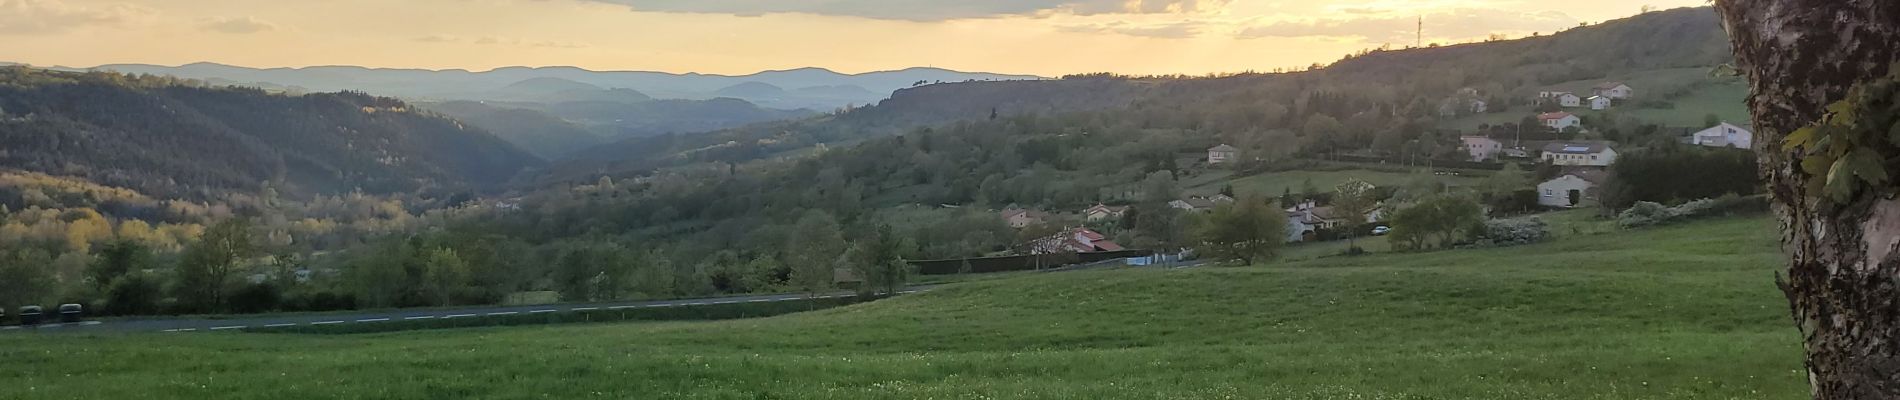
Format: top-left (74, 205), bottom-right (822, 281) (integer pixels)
top-left (1416, 16), bottom-right (1423, 48)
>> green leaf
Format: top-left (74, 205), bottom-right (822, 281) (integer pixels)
top-left (1848, 149), bottom-right (1891, 187)
top-left (1801, 154), bottom-right (1837, 176)
top-left (1825, 157), bottom-right (1857, 201)
top-left (1784, 126), bottom-right (1820, 151)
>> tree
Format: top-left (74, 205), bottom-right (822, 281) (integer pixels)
top-left (1190, 197), bottom-right (1289, 265)
top-left (421, 248), bottom-right (472, 306)
top-left (1330, 179), bottom-right (1379, 248)
top-left (104, 272), bottom-right (162, 315)
top-left (1482, 163), bottom-right (1531, 197)
top-left (847, 225), bottom-right (911, 296)
top-left (1387, 194), bottom-right (1484, 250)
top-left (0, 249), bottom-right (54, 308)
top-left (174, 218), bottom-right (260, 312)
top-left (786, 210), bottom-right (846, 297)
top-left (1714, 2), bottom-right (1900, 397)
top-left (88, 239), bottom-right (152, 292)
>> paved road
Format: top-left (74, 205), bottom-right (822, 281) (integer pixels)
top-left (1, 288), bottom-right (927, 334)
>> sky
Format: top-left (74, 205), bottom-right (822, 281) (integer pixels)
top-left (0, 0), bottom-right (1710, 77)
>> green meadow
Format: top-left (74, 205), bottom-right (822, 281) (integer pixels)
top-left (0, 216), bottom-right (1804, 399)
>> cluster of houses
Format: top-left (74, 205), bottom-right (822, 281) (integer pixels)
top-left (1538, 82), bottom-right (1633, 111)
top-left (1284, 199), bottom-right (1384, 243)
top-left (1460, 119), bottom-right (1754, 209)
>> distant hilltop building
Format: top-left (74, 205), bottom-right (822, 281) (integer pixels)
top-left (1207, 144), bottom-right (1238, 164)
top-left (1538, 91), bottom-right (1582, 108)
top-left (1592, 82), bottom-right (1634, 99)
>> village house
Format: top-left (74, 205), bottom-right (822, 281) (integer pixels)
top-left (1207, 144), bottom-right (1239, 164)
top-left (1689, 122), bottom-right (1754, 149)
top-left (1083, 204), bottom-right (1129, 222)
top-left (1540, 142), bottom-right (1618, 167)
top-left (1538, 111), bottom-right (1582, 130)
top-left (1283, 200), bottom-right (1385, 242)
top-left (1588, 95), bottom-right (1612, 110)
top-left (1593, 82), bottom-right (1634, 99)
top-left (999, 208), bottom-right (1050, 228)
top-left (1539, 91), bottom-right (1582, 108)
top-left (1461, 135), bottom-right (1504, 162)
top-left (1169, 195), bottom-right (1235, 213)
top-left (1031, 228), bottom-right (1126, 254)
top-left (1537, 170), bottom-right (1608, 208)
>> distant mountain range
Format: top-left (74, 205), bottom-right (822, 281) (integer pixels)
top-left (50, 63), bottom-right (1045, 110)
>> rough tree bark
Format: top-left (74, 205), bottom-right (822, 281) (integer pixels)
top-left (1713, 1), bottom-right (1900, 398)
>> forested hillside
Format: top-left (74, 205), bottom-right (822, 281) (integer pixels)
top-left (419, 101), bottom-right (605, 159)
top-left (0, 67), bottom-right (542, 200)
top-left (541, 7), bottom-right (1734, 188)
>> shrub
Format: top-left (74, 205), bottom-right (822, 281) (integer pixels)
top-left (1472, 217), bottom-right (1552, 247)
top-left (1617, 201), bottom-right (1679, 228)
top-left (1618, 195), bottom-right (1768, 229)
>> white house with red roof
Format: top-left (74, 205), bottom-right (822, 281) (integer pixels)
top-left (1031, 228), bottom-right (1126, 254)
top-left (1593, 82), bottom-right (1634, 99)
top-left (1538, 112), bottom-right (1581, 130)
top-left (1083, 204), bottom-right (1129, 222)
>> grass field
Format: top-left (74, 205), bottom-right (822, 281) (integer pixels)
top-left (0, 216), bottom-right (1803, 399)
top-left (1439, 67), bottom-right (1750, 131)
top-left (1188, 168), bottom-right (1485, 198)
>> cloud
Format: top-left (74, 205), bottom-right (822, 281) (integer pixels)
top-left (198, 16), bottom-right (277, 34)
top-left (0, 0), bottom-right (152, 35)
top-left (413, 34), bottom-right (589, 49)
top-left (1237, 9), bottom-right (1578, 42)
top-left (1059, 21), bottom-right (1205, 39)
top-left (579, 0), bottom-right (1230, 21)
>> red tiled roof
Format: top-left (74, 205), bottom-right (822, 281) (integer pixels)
top-left (1538, 111), bottom-right (1574, 120)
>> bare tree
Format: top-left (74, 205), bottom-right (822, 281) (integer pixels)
top-left (1715, 1), bottom-right (1900, 397)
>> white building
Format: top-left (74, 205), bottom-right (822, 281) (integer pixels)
top-left (1207, 144), bottom-right (1238, 164)
top-left (1539, 92), bottom-right (1582, 108)
top-left (1538, 172), bottom-right (1607, 208)
top-left (1538, 112), bottom-right (1581, 130)
top-left (1588, 95), bottom-right (1612, 111)
top-left (1540, 142), bottom-right (1618, 167)
top-left (1593, 82), bottom-right (1634, 99)
top-left (1461, 135), bottom-right (1504, 161)
top-left (1690, 122), bottom-right (1754, 150)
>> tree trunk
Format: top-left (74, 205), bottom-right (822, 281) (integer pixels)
top-left (1714, 1), bottom-right (1900, 398)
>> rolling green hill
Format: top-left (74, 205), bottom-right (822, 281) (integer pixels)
top-left (0, 216), bottom-right (1802, 399)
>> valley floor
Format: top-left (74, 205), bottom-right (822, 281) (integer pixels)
top-left (0, 217), bottom-right (1803, 399)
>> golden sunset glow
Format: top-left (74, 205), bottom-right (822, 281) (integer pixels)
top-left (2, 0), bottom-right (1707, 76)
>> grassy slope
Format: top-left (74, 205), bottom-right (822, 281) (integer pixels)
top-left (0, 217), bottom-right (1802, 399)
top-left (1441, 67), bottom-right (1750, 131)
